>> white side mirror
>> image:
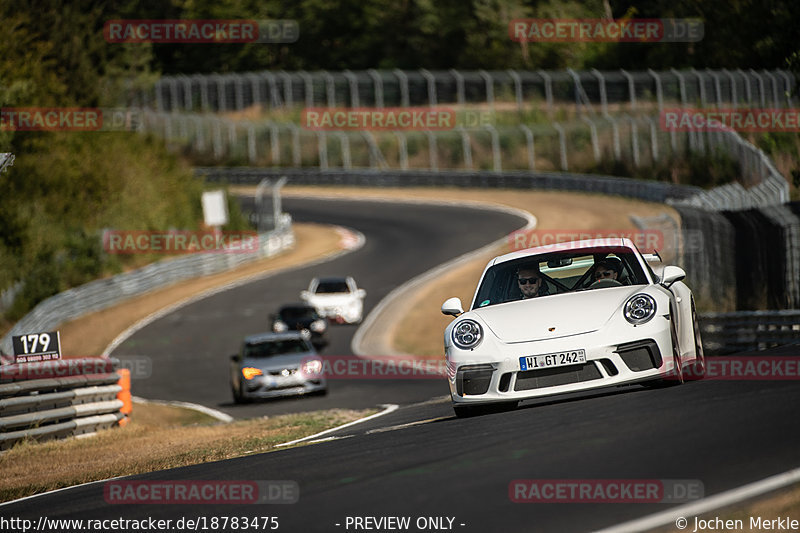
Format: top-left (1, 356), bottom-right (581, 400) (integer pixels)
top-left (661, 266), bottom-right (686, 288)
top-left (356, 289), bottom-right (366, 299)
top-left (300, 290), bottom-right (311, 300)
top-left (441, 297), bottom-right (464, 317)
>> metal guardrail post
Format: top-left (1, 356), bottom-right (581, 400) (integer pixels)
top-left (777, 70), bottom-right (794, 107)
top-left (343, 70), bottom-right (360, 107)
top-left (537, 70), bottom-right (555, 117)
top-left (691, 68), bottom-right (707, 108)
top-left (300, 71), bottom-right (314, 108)
top-left (750, 69), bottom-right (767, 108)
top-left (592, 69), bottom-right (609, 115)
top-left (670, 68), bottom-right (688, 108)
top-left (479, 70), bottom-right (495, 111)
top-left (507, 70), bottom-right (523, 112)
top-left (519, 125), bottom-right (536, 171)
top-left (279, 71), bottom-right (294, 108)
top-left (762, 70), bottom-right (780, 108)
top-left (706, 68), bottom-right (722, 107)
top-left (648, 69), bottom-right (664, 115)
top-left (367, 69), bottom-right (384, 108)
top-left (426, 131), bottom-right (438, 171)
top-left (737, 69), bottom-right (752, 106)
top-left (336, 132), bottom-right (352, 169)
top-left (620, 69), bottom-right (636, 111)
top-left (316, 131), bottom-right (328, 169)
top-left (420, 68), bottom-right (437, 107)
top-left (456, 126), bottom-right (473, 170)
top-left (393, 69), bottom-right (410, 107)
top-left (581, 116), bottom-right (600, 163)
top-left (246, 122), bottom-right (257, 163)
top-left (450, 69), bottom-right (466, 107)
top-left (483, 124), bottom-right (502, 172)
top-left (393, 132), bottom-right (409, 170)
top-left (722, 69), bottom-right (737, 108)
top-left (287, 123), bottom-right (301, 167)
top-left (322, 70), bottom-right (336, 108)
top-left (553, 122), bottom-right (568, 171)
top-left (269, 122), bottom-right (280, 165)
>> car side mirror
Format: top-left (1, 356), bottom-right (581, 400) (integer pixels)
top-left (441, 297), bottom-right (464, 317)
top-left (661, 266), bottom-right (686, 288)
top-left (230, 354), bottom-right (239, 362)
top-left (356, 289), bottom-right (366, 298)
top-left (300, 290), bottom-right (311, 300)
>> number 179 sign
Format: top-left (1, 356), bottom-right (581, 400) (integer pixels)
top-left (12, 331), bottom-right (62, 363)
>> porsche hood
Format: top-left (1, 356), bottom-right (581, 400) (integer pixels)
top-left (471, 286), bottom-right (647, 343)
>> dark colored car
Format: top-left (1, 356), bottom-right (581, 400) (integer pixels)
top-left (271, 303), bottom-right (329, 348)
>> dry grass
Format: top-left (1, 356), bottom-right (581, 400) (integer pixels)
top-left (58, 222), bottom-right (344, 357)
top-left (0, 402), bottom-right (375, 503)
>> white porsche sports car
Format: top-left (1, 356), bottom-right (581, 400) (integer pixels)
top-left (441, 238), bottom-right (704, 417)
top-left (301, 276), bottom-right (366, 324)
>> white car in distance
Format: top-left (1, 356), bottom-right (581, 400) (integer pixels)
top-left (301, 276), bottom-right (366, 324)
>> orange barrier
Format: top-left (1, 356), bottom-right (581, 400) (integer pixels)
top-left (117, 368), bottom-right (132, 425)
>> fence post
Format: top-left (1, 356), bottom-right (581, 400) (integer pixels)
top-left (507, 70), bottom-right (523, 112)
top-left (393, 132), bottom-right (408, 170)
top-left (483, 124), bottom-right (502, 172)
top-left (620, 69), bottom-right (636, 111)
top-left (288, 123), bottom-right (301, 167)
top-left (670, 68), bottom-right (688, 108)
top-left (750, 69), bottom-right (767, 107)
top-left (456, 126), bottom-right (473, 170)
top-left (425, 131), bottom-right (438, 171)
top-left (762, 70), bottom-right (780, 108)
top-left (479, 70), bottom-right (495, 111)
top-left (316, 131), bottom-right (328, 169)
top-left (368, 69), bottom-right (384, 108)
top-left (300, 70), bottom-right (314, 108)
top-left (279, 70), bottom-right (294, 108)
top-left (537, 70), bottom-right (554, 117)
top-left (393, 69), bottom-right (410, 107)
top-left (344, 70), bottom-right (359, 107)
top-left (648, 69), bottom-right (664, 115)
top-left (322, 70), bottom-right (336, 108)
top-left (519, 125), bottom-right (536, 171)
top-left (420, 68), bottom-right (437, 107)
top-left (692, 68), bottom-right (707, 108)
top-left (337, 132), bottom-right (351, 169)
top-left (553, 122), bottom-right (568, 171)
top-left (450, 69), bottom-right (466, 106)
top-left (247, 122), bottom-right (257, 163)
top-left (592, 69), bottom-right (609, 115)
top-left (581, 116), bottom-right (600, 163)
top-left (269, 122), bottom-right (280, 165)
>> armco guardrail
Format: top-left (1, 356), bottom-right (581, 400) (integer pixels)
top-left (0, 224), bottom-right (294, 359)
top-left (196, 167), bottom-right (701, 204)
top-left (699, 311), bottom-right (800, 355)
top-left (0, 358), bottom-right (125, 450)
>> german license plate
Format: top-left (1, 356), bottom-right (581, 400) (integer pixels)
top-left (519, 349), bottom-right (586, 371)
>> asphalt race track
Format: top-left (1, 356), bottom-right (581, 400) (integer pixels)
top-left (110, 196), bottom-right (526, 419)
top-left (4, 198), bottom-right (800, 532)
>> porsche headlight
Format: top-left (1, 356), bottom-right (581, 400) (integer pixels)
top-left (624, 294), bottom-right (656, 325)
top-left (273, 320), bottom-right (288, 332)
top-left (310, 319), bottom-right (326, 332)
top-left (451, 319), bottom-right (483, 350)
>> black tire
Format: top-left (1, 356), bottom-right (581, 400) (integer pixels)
top-left (232, 383), bottom-right (248, 404)
top-left (644, 305), bottom-right (684, 388)
top-left (684, 300), bottom-right (706, 381)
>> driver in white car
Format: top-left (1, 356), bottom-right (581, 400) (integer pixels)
top-left (517, 267), bottom-right (548, 299)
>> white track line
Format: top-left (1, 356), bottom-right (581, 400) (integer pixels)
top-left (276, 403), bottom-right (399, 447)
top-left (131, 396), bottom-right (233, 423)
top-left (593, 466), bottom-right (800, 533)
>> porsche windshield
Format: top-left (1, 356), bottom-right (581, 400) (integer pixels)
top-left (315, 280), bottom-right (350, 294)
top-left (472, 247), bottom-right (649, 309)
